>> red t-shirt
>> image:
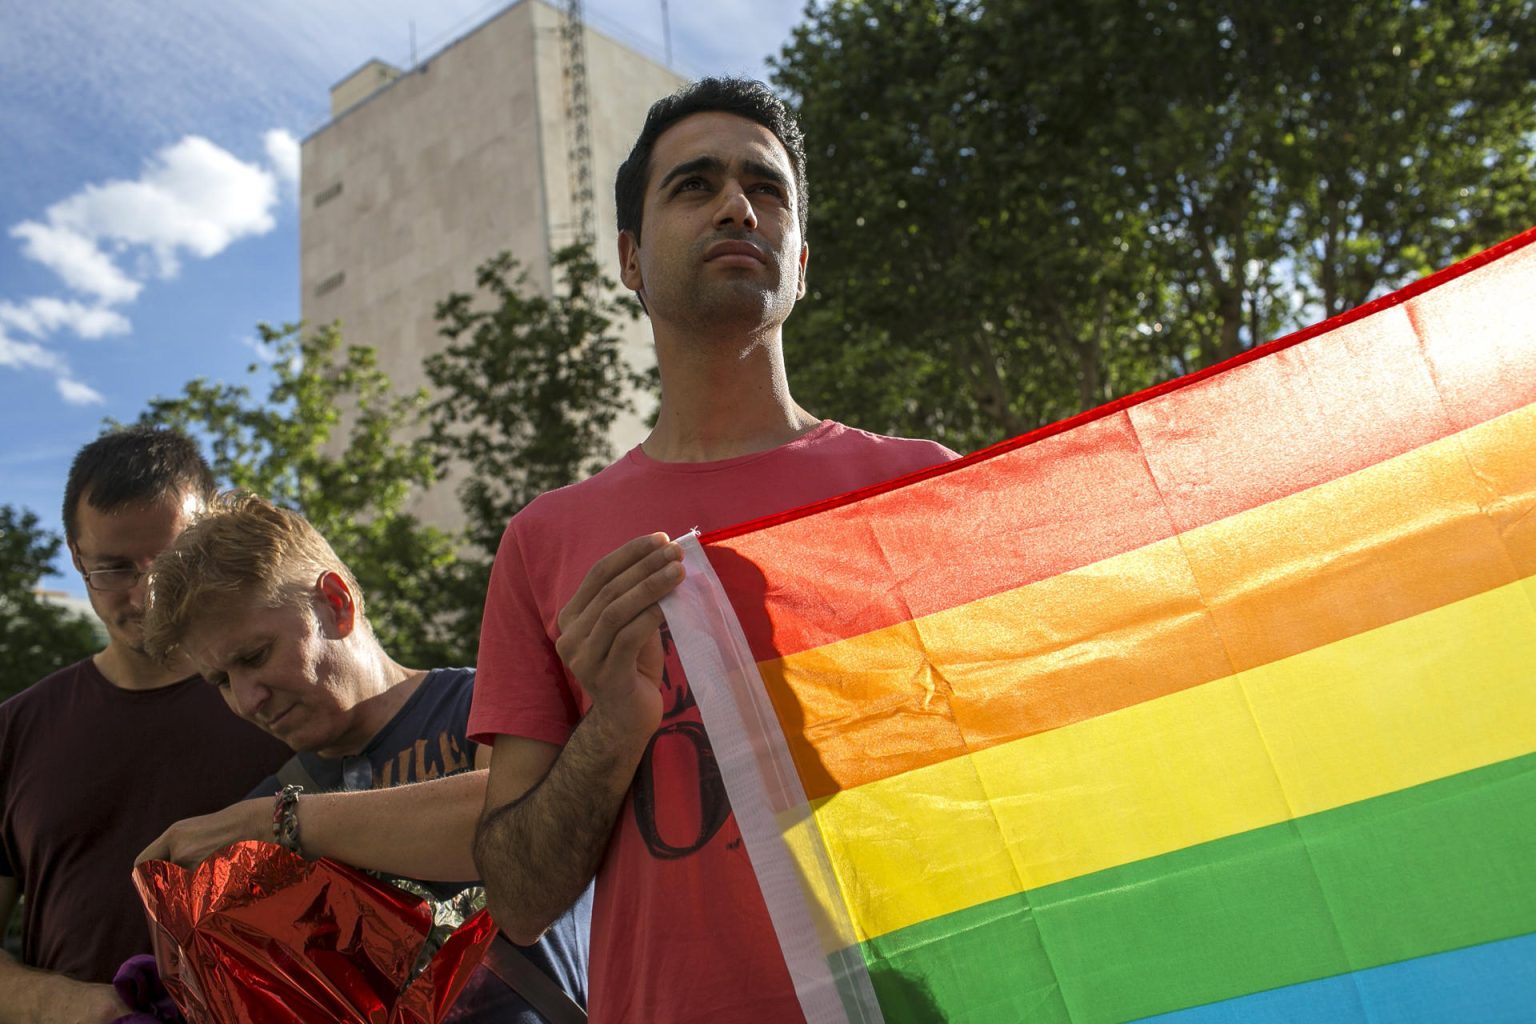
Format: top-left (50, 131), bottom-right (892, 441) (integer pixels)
top-left (0, 658), bottom-right (290, 981)
top-left (469, 421), bottom-right (957, 1023)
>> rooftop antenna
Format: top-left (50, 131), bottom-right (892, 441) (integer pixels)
top-left (660, 0), bottom-right (673, 68)
top-left (409, 20), bottom-right (418, 68)
top-left (561, 0), bottom-right (596, 246)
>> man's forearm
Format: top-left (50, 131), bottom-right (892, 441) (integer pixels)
top-left (474, 708), bottom-right (651, 944)
top-left (0, 952), bottom-right (128, 1024)
top-left (300, 771), bottom-right (487, 881)
top-left (140, 772), bottom-right (491, 881)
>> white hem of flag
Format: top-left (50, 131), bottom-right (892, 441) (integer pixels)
top-left (661, 531), bottom-right (884, 1024)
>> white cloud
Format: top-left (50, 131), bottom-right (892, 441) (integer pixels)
top-left (0, 325), bottom-right (102, 404)
top-left (0, 296), bottom-right (130, 340)
top-left (0, 330), bottom-right (63, 372)
top-left (53, 135), bottom-right (276, 275)
top-left (10, 221), bottom-right (142, 303)
top-left (3, 130), bottom-right (292, 405)
top-left (264, 129), bottom-right (301, 186)
top-left (9, 134), bottom-right (279, 301)
top-left (55, 376), bottom-right (105, 405)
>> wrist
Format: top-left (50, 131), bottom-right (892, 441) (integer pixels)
top-left (272, 784), bottom-right (304, 856)
top-left (582, 695), bottom-right (660, 759)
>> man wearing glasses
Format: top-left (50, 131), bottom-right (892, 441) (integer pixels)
top-left (0, 427), bottom-right (288, 1024)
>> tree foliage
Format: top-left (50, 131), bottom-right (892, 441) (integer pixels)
top-left (426, 243), bottom-right (652, 558)
top-left (131, 323), bottom-right (475, 666)
top-left (0, 505), bottom-right (100, 700)
top-left (774, 0), bottom-right (1536, 452)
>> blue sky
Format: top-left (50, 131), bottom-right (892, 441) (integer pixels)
top-left (1, 0), bottom-right (804, 595)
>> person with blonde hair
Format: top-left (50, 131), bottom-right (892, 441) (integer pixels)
top-left (139, 492), bottom-right (589, 1024)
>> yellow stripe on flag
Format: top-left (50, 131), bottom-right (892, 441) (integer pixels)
top-left (807, 573), bottom-right (1536, 942)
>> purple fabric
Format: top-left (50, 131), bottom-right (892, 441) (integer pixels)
top-left (111, 954), bottom-right (184, 1024)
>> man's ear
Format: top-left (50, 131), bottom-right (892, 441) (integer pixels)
top-left (796, 241), bottom-right (810, 299)
top-left (68, 542), bottom-right (84, 575)
top-left (315, 571), bottom-right (356, 639)
top-left (619, 230), bottom-right (644, 293)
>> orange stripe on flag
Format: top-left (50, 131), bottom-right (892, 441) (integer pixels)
top-left (758, 404), bottom-right (1536, 800)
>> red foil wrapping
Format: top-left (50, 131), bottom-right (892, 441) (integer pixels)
top-left (134, 841), bottom-right (497, 1024)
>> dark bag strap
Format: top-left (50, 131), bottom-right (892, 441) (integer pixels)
top-left (274, 754), bottom-right (321, 791)
top-left (479, 933), bottom-right (588, 1024)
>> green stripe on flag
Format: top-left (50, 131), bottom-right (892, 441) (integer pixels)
top-left (858, 753), bottom-right (1536, 1024)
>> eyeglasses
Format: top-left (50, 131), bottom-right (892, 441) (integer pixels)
top-left (82, 567), bottom-right (147, 592)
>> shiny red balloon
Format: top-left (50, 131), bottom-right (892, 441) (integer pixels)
top-left (134, 841), bottom-right (496, 1024)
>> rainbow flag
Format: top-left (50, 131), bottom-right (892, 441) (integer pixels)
top-left (660, 226), bottom-right (1536, 1023)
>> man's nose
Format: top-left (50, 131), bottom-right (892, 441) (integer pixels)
top-left (715, 184), bottom-right (758, 231)
top-left (125, 570), bottom-right (151, 609)
top-left (228, 675), bottom-right (267, 720)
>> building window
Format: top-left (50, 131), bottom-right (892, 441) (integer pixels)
top-left (314, 272), bottom-right (345, 297)
top-left (313, 182), bottom-right (343, 207)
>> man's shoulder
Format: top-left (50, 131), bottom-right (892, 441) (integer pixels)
top-left (780, 423), bottom-right (958, 491)
top-left (420, 666), bottom-right (476, 705)
top-left (495, 453), bottom-right (653, 574)
top-left (374, 667), bottom-right (476, 747)
top-left (0, 657), bottom-right (98, 720)
top-left (514, 452), bottom-right (638, 521)
top-left (425, 665), bottom-right (476, 686)
top-left (819, 421), bottom-right (959, 456)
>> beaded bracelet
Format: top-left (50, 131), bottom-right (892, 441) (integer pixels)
top-left (272, 783), bottom-right (303, 855)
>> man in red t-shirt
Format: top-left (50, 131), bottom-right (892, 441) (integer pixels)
top-left (469, 78), bottom-right (957, 1022)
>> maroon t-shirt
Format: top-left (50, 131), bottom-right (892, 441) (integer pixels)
top-left (0, 658), bottom-right (290, 981)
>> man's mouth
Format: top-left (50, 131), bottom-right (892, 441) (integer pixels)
top-left (704, 239), bottom-right (768, 265)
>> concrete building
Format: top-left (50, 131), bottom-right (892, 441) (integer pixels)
top-left (299, 0), bottom-right (685, 529)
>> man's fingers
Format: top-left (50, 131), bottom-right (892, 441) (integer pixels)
top-left (555, 571), bottom-right (673, 676)
top-left (556, 534), bottom-right (669, 629)
top-left (557, 547), bottom-right (684, 659)
top-left (590, 558), bottom-right (683, 636)
top-left (599, 602), bottom-right (671, 672)
top-left (556, 534), bottom-right (675, 635)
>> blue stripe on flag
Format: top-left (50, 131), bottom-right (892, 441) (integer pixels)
top-left (1134, 931), bottom-right (1536, 1024)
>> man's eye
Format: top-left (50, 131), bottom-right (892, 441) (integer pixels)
top-left (752, 183), bottom-right (785, 198)
top-left (239, 647), bottom-right (268, 667)
top-left (676, 177), bottom-right (706, 192)
top-left (89, 568), bottom-right (139, 588)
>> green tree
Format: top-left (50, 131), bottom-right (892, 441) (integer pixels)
top-left (426, 243), bottom-right (652, 559)
top-left (132, 323), bottom-right (475, 666)
top-left (773, 0), bottom-right (1536, 450)
top-left (775, 0), bottom-right (1173, 453)
top-left (1115, 0), bottom-right (1536, 367)
top-left (0, 505), bottom-right (100, 701)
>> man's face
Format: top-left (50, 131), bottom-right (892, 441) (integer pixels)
top-left (183, 598), bottom-right (368, 756)
top-left (620, 111), bottom-right (808, 334)
top-left (71, 489), bottom-right (200, 655)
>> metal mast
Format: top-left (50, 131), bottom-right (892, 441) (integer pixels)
top-left (561, 0), bottom-right (596, 246)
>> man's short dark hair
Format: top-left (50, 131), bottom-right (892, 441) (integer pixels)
top-left (615, 77), bottom-right (808, 243)
top-left (62, 426), bottom-right (215, 545)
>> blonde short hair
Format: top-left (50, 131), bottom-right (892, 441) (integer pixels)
top-left (144, 491), bottom-right (365, 663)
